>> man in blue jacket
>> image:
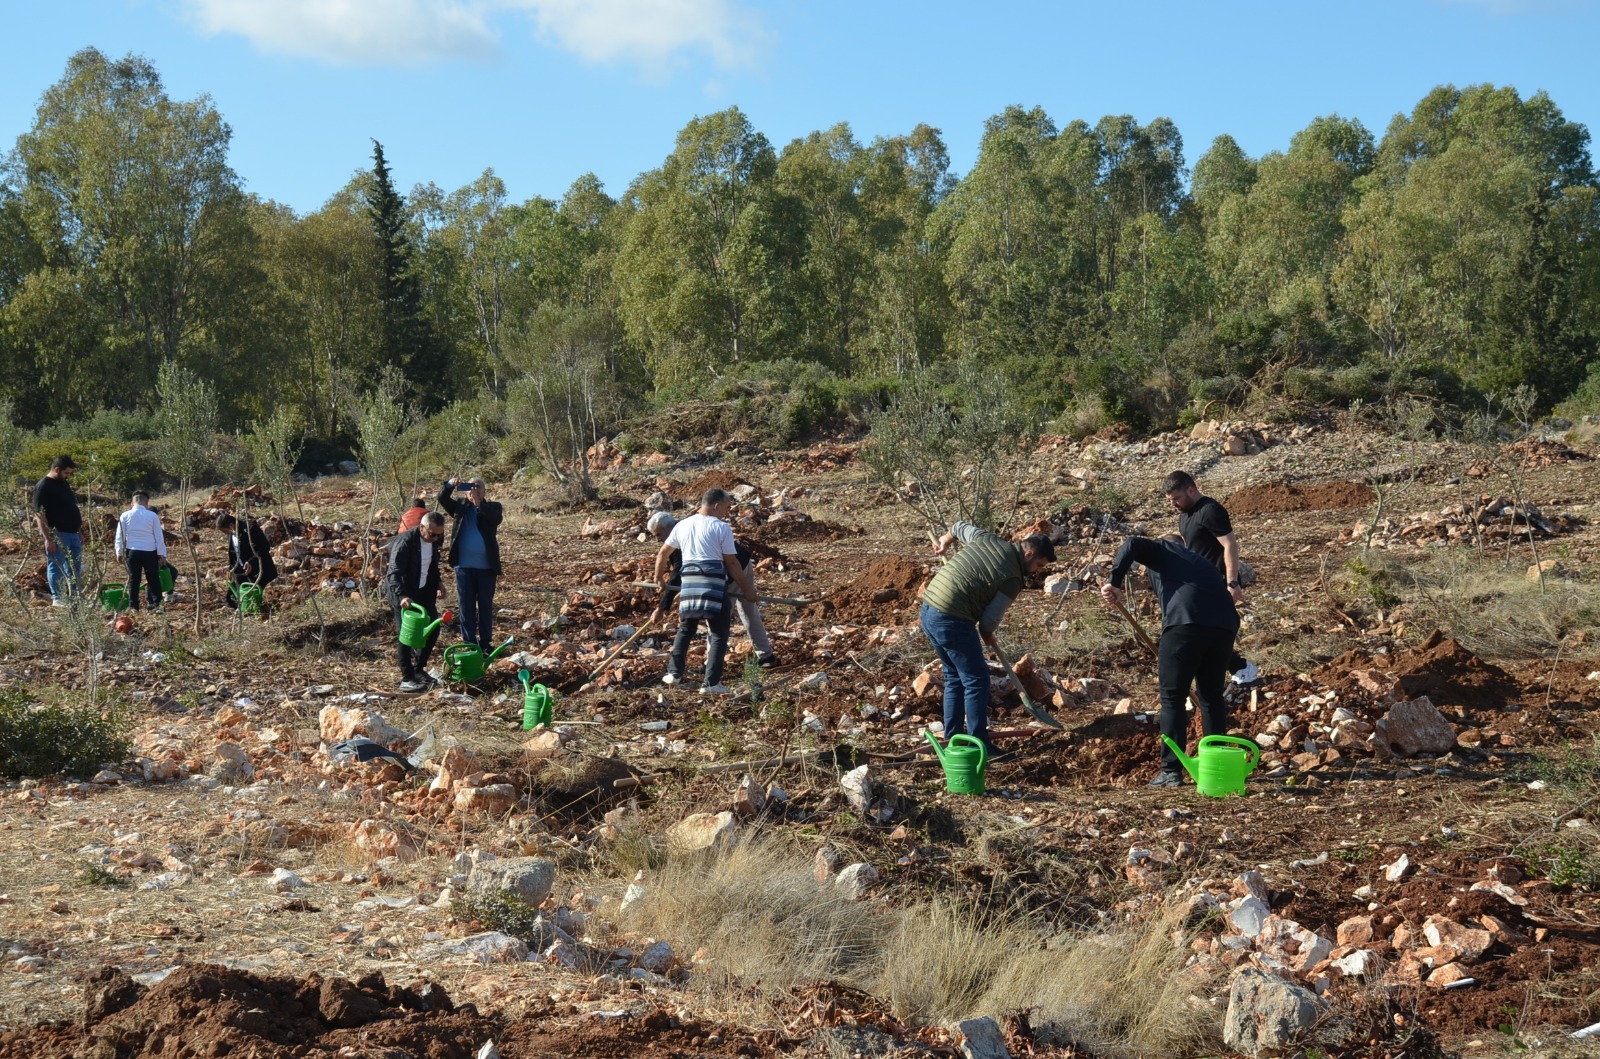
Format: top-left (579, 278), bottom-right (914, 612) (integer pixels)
top-left (438, 477), bottom-right (503, 649)
top-left (1102, 535), bottom-right (1239, 787)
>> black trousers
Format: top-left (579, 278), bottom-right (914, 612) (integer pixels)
top-left (394, 595), bottom-right (440, 681)
top-left (126, 550), bottom-right (162, 609)
top-left (1157, 623), bottom-right (1236, 773)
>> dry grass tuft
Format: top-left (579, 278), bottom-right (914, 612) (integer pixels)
top-left (1392, 549), bottom-right (1600, 659)
top-left (617, 838), bottom-right (1220, 1057)
top-left (620, 835), bottom-right (887, 992)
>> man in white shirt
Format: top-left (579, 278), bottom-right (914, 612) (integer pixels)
top-left (653, 488), bottom-right (756, 695)
top-left (114, 490), bottom-right (168, 610)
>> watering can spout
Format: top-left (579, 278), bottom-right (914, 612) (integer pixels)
top-left (924, 730), bottom-right (949, 765)
top-left (485, 636), bottom-right (515, 662)
top-left (1160, 735), bottom-right (1201, 783)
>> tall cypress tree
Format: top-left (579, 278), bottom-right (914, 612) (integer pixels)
top-left (367, 141), bottom-right (445, 408)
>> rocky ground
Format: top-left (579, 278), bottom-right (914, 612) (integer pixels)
top-left (2, 413), bottom-right (1600, 1058)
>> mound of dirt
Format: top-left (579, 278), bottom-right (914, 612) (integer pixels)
top-left (1318, 629), bottom-right (1517, 712)
top-left (1390, 629), bottom-right (1519, 711)
top-left (748, 515), bottom-right (860, 544)
top-left (802, 556), bottom-right (930, 624)
top-left (674, 470), bottom-right (751, 501)
top-left (1223, 480), bottom-right (1375, 517)
top-left (0, 964), bottom-right (761, 1059)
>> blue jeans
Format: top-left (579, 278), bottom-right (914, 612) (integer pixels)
top-left (454, 567), bottom-right (496, 647)
top-left (46, 531), bottom-right (83, 600)
top-left (670, 600), bottom-right (732, 689)
top-left (920, 602), bottom-right (990, 745)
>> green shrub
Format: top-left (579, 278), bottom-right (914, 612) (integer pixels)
top-left (36, 408), bottom-right (161, 444)
top-left (16, 438), bottom-right (161, 495)
top-left (1281, 367), bottom-right (1333, 403)
top-left (0, 690), bottom-right (131, 779)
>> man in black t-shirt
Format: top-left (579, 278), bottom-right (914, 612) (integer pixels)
top-left (32, 455), bottom-right (83, 605)
top-left (1161, 470), bottom-right (1258, 685)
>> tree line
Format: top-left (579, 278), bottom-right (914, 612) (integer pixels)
top-left (2, 47), bottom-right (1597, 457)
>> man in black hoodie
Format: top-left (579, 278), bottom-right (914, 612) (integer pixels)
top-left (1102, 535), bottom-right (1239, 787)
top-left (384, 512), bottom-right (448, 693)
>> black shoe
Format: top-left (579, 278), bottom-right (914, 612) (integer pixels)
top-left (399, 678), bottom-right (426, 694)
top-left (757, 654), bottom-right (778, 669)
top-left (1148, 770), bottom-right (1183, 788)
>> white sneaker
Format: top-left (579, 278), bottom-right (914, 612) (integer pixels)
top-left (699, 684), bottom-right (731, 696)
top-left (661, 672), bottom-right (681, 686)
top-left (1231, 661), bottom-right (1260, 685)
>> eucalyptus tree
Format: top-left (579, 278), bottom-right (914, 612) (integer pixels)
top-left (7, 48), bottom-right (255, 418)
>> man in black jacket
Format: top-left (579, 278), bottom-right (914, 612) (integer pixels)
top-left (437, 477), bottom-right (502, 649)
top-left (216, 513), bottom-right (278, 608)
top-left (384, 512), bottom-right (448, 693)
top-left (1101, 535), bottom-right (1239, 787)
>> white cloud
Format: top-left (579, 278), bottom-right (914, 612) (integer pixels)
top-left (181, 0), bottom-right (768, 71)
top-left (516, 0), bottom-right (768, 73)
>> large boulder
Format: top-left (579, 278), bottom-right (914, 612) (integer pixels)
top-left (319, 705), bottom-right (406, 746)
top-left (468, 856), bottom-right (556, 907)
top-left (1222, 967), bottom-right (1328, 1057)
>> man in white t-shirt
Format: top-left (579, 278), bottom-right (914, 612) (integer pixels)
top-left (653, 488), bottom-right (756, 695)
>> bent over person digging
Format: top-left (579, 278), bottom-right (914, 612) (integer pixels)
top-left (920, 521), bottom-right (1054, 754)
top-left (1101, 535), bottom-right (1239, 787)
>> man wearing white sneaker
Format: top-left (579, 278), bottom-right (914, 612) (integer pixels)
top-left (653, 488), bottom-right (757, 695)
top-left (1162, 471), bottom-right (1259, 687)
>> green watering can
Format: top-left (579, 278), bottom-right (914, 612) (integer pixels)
top-left (519, 671), bottom-right (554, 729)
top-left (1161, 734), bottom-right (1260, 797)
top-left (925, 732), bottom-right (989, 795)
top-left (398, 603), bottom-right (451, 649)
top-left (444, 636), bottom-right (515, 683)
top-left (159, 566), bottom-right (175, 593)
top-left (237, 582), bottom-right (263, 614)
top-left (100, 584), bottom-right (129, 612)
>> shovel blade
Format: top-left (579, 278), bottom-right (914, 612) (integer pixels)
top-left (1017, 691), bottom-right (1065, 730)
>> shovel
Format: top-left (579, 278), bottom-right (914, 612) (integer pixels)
top-left (1110, 596), bottom-right (1159, 657)
top-left (988, 640), bottom-right (1064, 730)
top-left (584, 612), bottom-right (659, 685)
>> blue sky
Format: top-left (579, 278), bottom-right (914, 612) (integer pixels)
top-left (4, 0), bottom-right (1597, 215)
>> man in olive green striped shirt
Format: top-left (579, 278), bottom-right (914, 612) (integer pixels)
top-left (920, 522), bottom-right (1055, 749)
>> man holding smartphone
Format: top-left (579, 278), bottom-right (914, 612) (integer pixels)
top-left (437, 477), bottom-right (503, 649)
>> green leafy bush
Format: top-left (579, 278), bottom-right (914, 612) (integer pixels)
top-left (17, 438), bottom-right (161, 496)
top-left (0, 690), bottom-right (131, 779)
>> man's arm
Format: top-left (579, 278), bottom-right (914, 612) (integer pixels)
top-left (477, 500), bottom-right (503, 530)
top-left (437, 479), bottom-right (462, 516)
top-left (977, 593), bottom-right (1014, 639)
top-left (114, 515), bottom-right (127, 558)
top-left (653, 541), bottom-right (678, 586)
top-left (723, 549), bottom-right (756, 602)
top-left (1218, 531), bottom-right (1244, 603)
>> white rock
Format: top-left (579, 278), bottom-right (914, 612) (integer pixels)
top-left (834, 863), bottom-right (880, 900)
top-left (1383, 853), bottom-right (1412, 883)
top-left (955, 1015), bottom-right (1012, 1059)
top-left (840, 765), bottom-right (873, 815)
top-left (1230, 896), bottom-right (1270, 936)
top-left (271, 868), bottom-right (307, 892)
top-left (468, 857), bottom-right (556, 906)
top-left (1333, 950), bottom-right (1380, 978)
top-left (636, 940), bottom-right (675, 973)
top-left (667, 812), bottom-right (739, 853)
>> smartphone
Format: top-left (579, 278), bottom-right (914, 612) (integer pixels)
top-left (456, 483), bottom-right (474, 492)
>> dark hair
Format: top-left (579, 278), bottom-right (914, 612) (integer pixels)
top-left (421, 512), bottom-right (446, 529)
top-left (215, 513), bottom-right (237, 529)
top-left (52, 455), bottom-right (76, 470)
top-left (132, 490), bottom-right (150, 503)
top-left (1021, 533), bottom-right (1056, 563)
top-left (701, 487), bottom-right (730, 508)
top-left (1161, 470), bottom-right (1196, 494)
top-left (410, 498), bottom-right (427, 509)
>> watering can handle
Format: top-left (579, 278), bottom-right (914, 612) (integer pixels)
top-left (404, 602), bottom-right (426, 617)
top-left (947, 734), bottom-right (988, 770)
top-left (1201, 735), bottom-right (1260, 767)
